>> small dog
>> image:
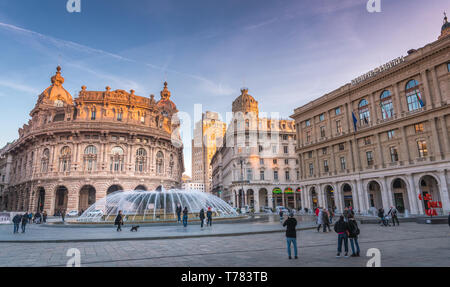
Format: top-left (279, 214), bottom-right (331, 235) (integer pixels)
top-left (130, 225), bottom-right (140, 232)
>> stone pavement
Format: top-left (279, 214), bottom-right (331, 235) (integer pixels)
top-left (0, 223), bottom-right (448, 267)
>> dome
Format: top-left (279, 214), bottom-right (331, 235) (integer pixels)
top-left (156, 81), bottom-right (177, 112)
top-left (442, 13), bottom-right (449, 31)
top-left (36, 66), bottom-right (73, 106)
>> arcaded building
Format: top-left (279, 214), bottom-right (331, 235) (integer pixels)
top-left (291, 16), bottom-right (450, 215)
top-left (211, 89), bottom-right (301, 212)
top-left (0, 67), bottom-right (184, 214)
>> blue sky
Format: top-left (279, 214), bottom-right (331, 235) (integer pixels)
top-left (0, 0), bottom-right (448, 176)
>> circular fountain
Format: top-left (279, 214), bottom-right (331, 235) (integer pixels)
top-left (77, 189), bottom-right (238, 223)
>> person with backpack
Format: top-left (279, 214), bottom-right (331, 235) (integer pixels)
top-left (334, 215), bottom-right (349, 258)
top-left (12, 214), bottom-right (21, 234)
top-left (388, 206), bottom-right (399, 226)
top-left (176, 203), bottom-right (182, 223)
top-left (21, 212), bottom-right (29, 233)
top-left (348, 214), bottom-right (360, 257)
top-left (322, 209), bottom-right (331, 232)
top-left (283, 212), bottom-right (298, 259)
top-left (182, 207), bottom-right (188, 227)
top-left (206, 207), bottom-right (213, 227)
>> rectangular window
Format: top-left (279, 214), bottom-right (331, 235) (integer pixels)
top-left (91, 110), bottom-right (96, 120)
top-left (414, 123), bottom-right (424, 133)
top-left (296, 170), bottom-right (300, 180)
top-left (305, 120), bottom-right (311, 127)
top-left (447, 62), bottom-right (450, 72)
top-left (260, 158), bottom-right (264, 165)
top-left (284, 159), bottom-right (289, 165)
top-left (322, 147), bottom-right (327, 155)
top-left (285, 171), bottom-right (290, 180)
top-left (274, 170), bottom-right (279, 181)
top-left (320, 126), bottom-right (326, 138)
top-left (308, 151), bottom-right (313, 159)
top-left (340, 157), bottom-right (346, 170)
top-left (339, 143), bottom-right (345, 151)
top-left (324, 160), bottom-right (329, 172)
top-left (364, 136), bottom-right (371, 145)
top-left (335, 107), bottom-right (341, 115)
top-left (319, 114), bottom-right (325, 122)
top-left (260, 170), bottom-right (265, 180)
top-left (336, 120), bottom-right (342, 134)
top-left (387, 130), bottom-right (395, 139)
top-left (273, 159), bottom-right (277, 164)
top-left (306, 131), bottom-right (311, 143)
top-left (117, 112), bottom-right (123, 121)
top-left (283, 146), bottom-right (289, 154)
top-left (272, 145), bottom-right (278, 154)
top-left (309, 163), bottom-right (314, 176)
top-left (247, 169), bottom-right (253, 181)
top-left (417, 140), bottom-right (428, 158)
top-left (390, 147), bottom-right (399, 162)
top-left (366, 151), bottom-right (374, 166)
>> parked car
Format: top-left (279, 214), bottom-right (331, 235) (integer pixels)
top-left (66, 210), bottom-right (79, 217)
top-left (261, 206), bottom-right (273, 213)
top-left (87, 209), bottom-right (103, 217)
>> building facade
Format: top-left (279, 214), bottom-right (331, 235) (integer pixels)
top-left (192, 111), bottom-right (227, 193)
top-left (0, 67), bottom-right (184, 214)
top-left (211, 89), bottom-right (301, 212)
top-left (291, 17), bottom-right (450, 215)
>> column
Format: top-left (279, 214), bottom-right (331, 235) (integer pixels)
top-left (254, 189), bottom-right (260, 213)
top-left (335, 183), bottom-right (344, 213)
top-left (331, 144), bottom-right (337, 175)
top-left (438, 170), bottom-right (450, 214)
top-left (431, 66), bottom-right (443, 106)
top-left (393, 82), bottom-right (404, 116)
top-left (345, 102), bottom-right (352, 133)
top-left (401, 126), bottom-right (411, 164)
top-left (356, 179), bottom-right (368, 214)
top-left (231, 190), bottom-right (236, 207)
top-left (440, 116), bottom-right (450, 156)
top-left (407, 174), bottom-right (421, 215)
top-left (381, 177), bottom-right (392, 210)
top-left (430, 117), bottom-right (443, 159)
top-left (420, 70), bottom-right (433, 109)
top-left (370, 92), bottom-right (378, 124)
top-left (267, 189), bottom-right (273, 209)
top-left (327, 110), bottom-right (333, 138)
top-left (351, 180), bottom-right (360, 212)
top-left (317, 185), bottom-right (324, 208)
top-left (281, 191), bottom-right (285, 207)
top-left (375, 133), bottom-right (384, 168)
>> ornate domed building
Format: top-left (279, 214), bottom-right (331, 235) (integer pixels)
top-left (1, 67), bottom-right (184, 214)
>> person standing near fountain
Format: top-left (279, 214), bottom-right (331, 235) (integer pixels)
top-left (182, 207), bottom-right (188, 227)
top-left (115, 211), bottom-right (124, 232)
top-left (176, 204), bottom-right (182, 223)
top-left (206, 207), bottom-right (213, 227)
top-left (199, 209), bottom-right (205, 228)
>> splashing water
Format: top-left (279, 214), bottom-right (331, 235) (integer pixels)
top-left (77, 189), bottom-right (238, 223)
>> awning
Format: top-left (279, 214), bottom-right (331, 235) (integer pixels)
top-left (273, 188), bottom-right (282, 194)
top-left (284, 187), bottom-right (294, 194)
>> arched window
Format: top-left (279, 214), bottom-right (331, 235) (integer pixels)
top-left (110, 147), bottom-right (124, 172)
top-left (41, 149), bottom-right (49, 173)
top-left (406, 80), bottom-right (423, 111)
top-left (156, 151), bottom-right (164, 175)
top-left (358, 99), bottom-right (370, 125)
top-left (135, 148), bottom-right (147, 173)
top-left (380, 90), bottom-right (393, 119)
top-left (59, 146), bottom-right (71, 172)
top-left (84, 145), bottom-right (97, 172)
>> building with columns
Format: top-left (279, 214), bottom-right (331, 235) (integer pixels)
top-left (0, 67), bottom-right (184, 214)
top-left (291, 16), bottom-right (450, 215)
top-left (211, 88), bottom-right (301, 212)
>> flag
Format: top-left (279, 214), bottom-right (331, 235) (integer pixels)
top-left (352, 112), bottom-right (358, 132)
top-left (417, 93), bottom-right (424, 108)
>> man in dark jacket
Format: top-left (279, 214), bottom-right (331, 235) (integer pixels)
top-left (199, 209), bottom-right (205, 228)
top-left (334, 215), bottom-right (349, 257)
top-left (12, 214), bottom-right (21, 234)
top-left (206, 207), bottom-right (213, 227)
top-left (176, 204), bottom-right (182, 223)
top-left (114, 211), bottom-right (124, 232)
top-left (283, 212), bottom-right (298, 259)
top-left (348, 215), bottom-right (360, 257)
top-left (388, 206), bottom-right (399, 226)
top-left (21, 213), bottom-right (28, 233)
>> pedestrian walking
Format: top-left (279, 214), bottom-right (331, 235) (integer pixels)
top-left (388, 206), bottom-right (400, 226)
top-left (279, 209), bottom-right (284, 222)
top-left (21, 213), bottom-right (28, 233)
top-left (328, 207), bottom-right (334, 224)
top-left (206, 207), bottom-right (213, 227)
top-left (283, 212), bottom-right (298, 259)
top-left (12, 214), bottom-right (21, 234)
top-left (316, 208), bottom-right (324, 232)
top-left (182, 207), bottom-right (188, 227)
top-left (176, 203), bottom-right (182, 223)
top-left (343, 207), bottom-right (349, 222)
top-left (348, 214), bottom-right (360, 257)
top-left (199, 208), bottom-right (205, 228)
top-left (28, 212), bottom-right (33, 224)
top-left (323, 209), bottom-right (331, 232)
top-left (42, 211), bottom-right (47, 223)
top-left (61, 209), bottom-right (66, 223)
top-left (115, 210), bottom-right (124, 232)
top-left (334, 215), bottom-right (349, 258)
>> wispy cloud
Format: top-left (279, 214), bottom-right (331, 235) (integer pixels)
top-left (0, 21), bottom-right (233, 96)
top-left (244, 17), bottom-right (279, 31)
top-left (0, 79), bottom-right (40, 94)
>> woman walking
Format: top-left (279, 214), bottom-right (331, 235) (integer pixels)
top-left (206, 207), bottom-right (213, 227)
top-left (182, 207), bottom-right (188, 227)
top-left (115, 210), bottom-right (124, 232)
top-left (348, 214), bottom-right (360, 257)
top-left (199, 208), bottom-right (205, 228)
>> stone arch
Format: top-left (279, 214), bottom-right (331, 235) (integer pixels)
top-left (246, 189), bottom-right (254, 208)
top-left (310, 186), bottom-right (318, 209)
top-left (390, 177), bottom-right (410, 213)
top-left (258, 188), bottom-right (268, 210)
top-left (134, 185), bottom-right (147, 191)
top-left (272, 187), bottom-right (283, 207)
top-left (324, 185), bottom-right (336, 210)
top-left (36, 187), bottom-right (46, 213)
top-left (418, 174), bottom-right (441, 213)
top-left (367, 180), bottom-right (383, 210)
top-left (79, 185), bottom-right (96, 213)
top-left (340, 183), bottom-right (354, 208)
top-left (54, 186), bottom-right (69, 215)
top-left (107, 185), bottom-right (123, 195)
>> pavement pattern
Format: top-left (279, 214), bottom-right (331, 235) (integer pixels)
top-left (0, 222), bottom-right (448, 267)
